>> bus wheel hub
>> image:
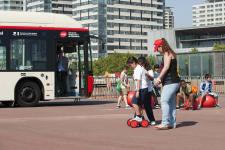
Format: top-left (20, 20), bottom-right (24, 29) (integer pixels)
top-left (21, 87), bottom-right (34, 101)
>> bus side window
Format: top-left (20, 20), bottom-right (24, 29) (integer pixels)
top-left (0, 46), bottom-right (6, 70)
top-left (11, 59), bottom-right (18, 70)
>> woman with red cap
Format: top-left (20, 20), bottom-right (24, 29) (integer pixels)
top-left (153, 38), bottom-right (180, 130)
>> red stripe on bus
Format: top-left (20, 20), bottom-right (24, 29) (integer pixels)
top-left (0, 25), bottom-right (89, 32)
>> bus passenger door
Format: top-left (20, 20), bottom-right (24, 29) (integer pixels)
top-left (77, 43), bottom-right (86, 96)
top-left (64, 43), bottom-right (85, 97)
top-left (55, 42), bottom-right (77, 97)
top-left (55, 40), bottom-right (90, 97)
top-left (74, 41), bottom-right (92, 97)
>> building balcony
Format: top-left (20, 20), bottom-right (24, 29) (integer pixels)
top-left (176, 47), bottom-right (213, 53)
top-left (179, 35), bottom-right (225, 42)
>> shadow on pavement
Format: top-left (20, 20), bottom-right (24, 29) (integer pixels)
top-left (0, 99), bottom-right (116, 108)
top-left (176, 121), bottom-right (198, 128)
top-left (37, 99), bottom-right (116, 107)
top-left (154, 120), bottom-right (198, 128)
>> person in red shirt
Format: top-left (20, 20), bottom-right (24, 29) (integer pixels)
top-left (87, 71), bottom-right (94, 97)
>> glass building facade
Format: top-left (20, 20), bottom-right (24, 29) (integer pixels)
top-left (157, 52), bottom-right (225, 76)
top-left (176, 26), bottom-right (225, 49)
top-left (150, 25), bottom-right (225, 76)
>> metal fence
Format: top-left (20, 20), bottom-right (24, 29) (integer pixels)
top-left (91, 76), bottom-right (225, 99)
top-left (91, 77), bottom-right (135, 99)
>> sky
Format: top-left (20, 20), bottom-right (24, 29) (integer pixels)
top-left (166, 0), bottom-right (204, 28)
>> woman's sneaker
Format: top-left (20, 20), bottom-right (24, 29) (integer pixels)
top-left (215, 104), bottom-right (221, 108)
top-left (150, 121), bottom-right (156, 126)
top-left (116, 105), bottom-right (121, 109)
top-left (125, 105), bottom-right (131, 109)
top-left (155, 104), bottom-right (160, 109)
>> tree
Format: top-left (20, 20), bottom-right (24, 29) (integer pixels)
top-left (147, 55), bottom-right (157, 67)
top-left (190, 48), bottom-right (198, 53)
top-left (213, 43), bottom-right (225, 51)
top-left (93, 53), bottom-right (159, 76)
top-left (93, 53), bottom-right (136, 76)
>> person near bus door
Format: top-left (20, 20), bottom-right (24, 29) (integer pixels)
top-left (57, 46), bottom-right (69, 96)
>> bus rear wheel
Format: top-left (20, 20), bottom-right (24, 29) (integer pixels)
top-left (16, 81), bottom-right (41, 107)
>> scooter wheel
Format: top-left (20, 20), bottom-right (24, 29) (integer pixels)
top-left (141, 120), bottom-right (149, 128)
top-left (130, 120), bottom-right (139, 128)
top-left (127, 118), bottom-right (132, 126)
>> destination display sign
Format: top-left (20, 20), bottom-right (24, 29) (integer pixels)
top-left (12, 31), bottom-right (38, 37)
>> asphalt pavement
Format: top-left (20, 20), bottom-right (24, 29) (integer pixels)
top-left (0, 96), bottom-right (225, 150)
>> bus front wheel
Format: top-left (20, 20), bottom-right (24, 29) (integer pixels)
top-left (16, 81), bottom-right (41, 107)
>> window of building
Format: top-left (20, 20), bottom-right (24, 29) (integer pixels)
top-left (177, 55), bottom-right (189, 76)
top-left (214, 52), bottom-right (225, 75)
top-left (202, 53), bottom-right (214, 75)
top-left (190, 54), bottom-right (201, 76)
top-left (199, 10), bottom-right (205, 13)
top-left (200, 19), bottom-right (205, 22)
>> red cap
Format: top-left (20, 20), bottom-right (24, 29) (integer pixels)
top-left (154, 39), bottom-right (163, 52)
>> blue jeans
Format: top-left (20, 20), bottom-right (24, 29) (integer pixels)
top-left (160, 83), bottom-right (180, 127)
top-left (140, 88), bottom-right (155, 122)
top-left (132, 88), bottom-right (155, 122)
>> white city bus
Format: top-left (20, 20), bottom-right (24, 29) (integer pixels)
top-left (0, 11), bottom-right (93, 107)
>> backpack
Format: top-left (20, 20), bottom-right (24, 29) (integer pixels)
top-left (191, 85), bottom-right (198, 94)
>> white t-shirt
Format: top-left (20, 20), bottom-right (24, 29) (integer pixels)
top-left (133, 65), bottom-right (148, 90)
top-left (147, 69), bottom-right (154, 92)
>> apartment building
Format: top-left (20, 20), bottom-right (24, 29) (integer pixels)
top-left (193, 0), bottom-right (225, 26)
top-left (0, 0), bottom-right (23, 11)
top-left (26, 0), bottom-right (72, 16)
top-left (72, 0), bottom-right (165, 58)
top-left (164, 6), bottom-right (174, 29)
